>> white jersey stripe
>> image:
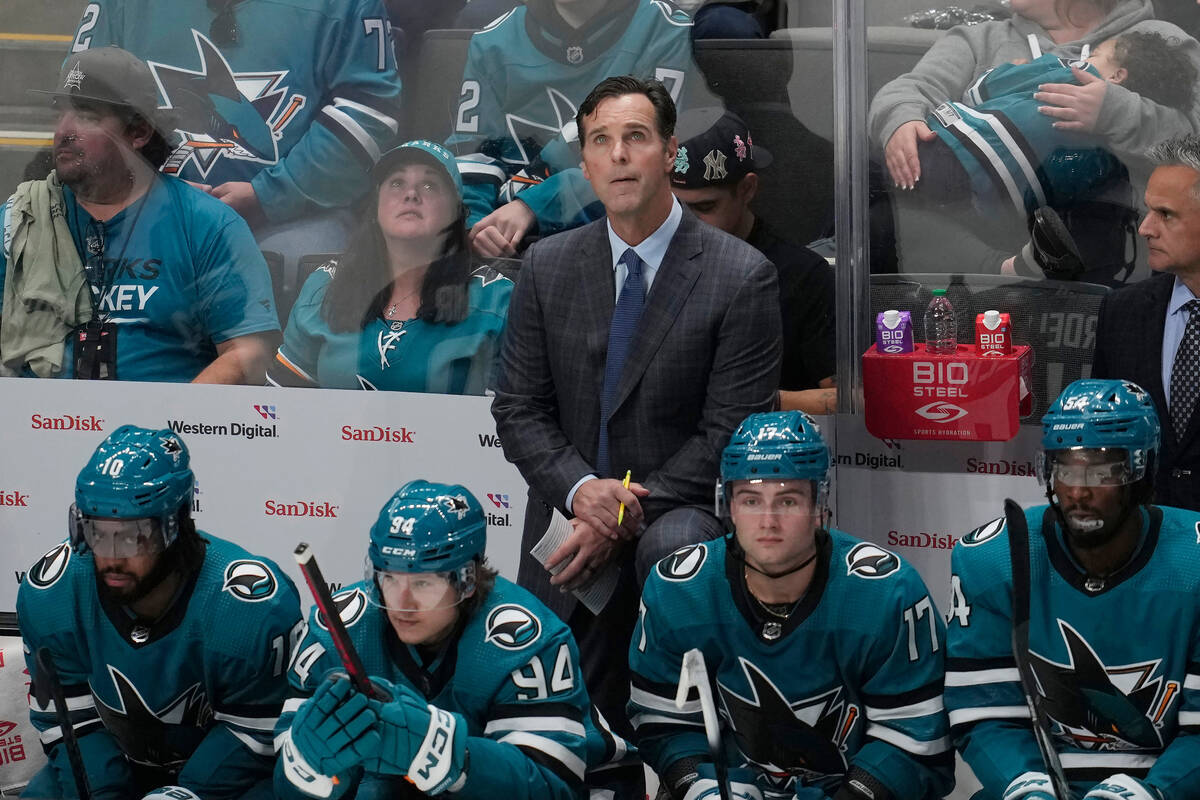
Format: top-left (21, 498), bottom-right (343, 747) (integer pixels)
top-left (29, 693), bottom-right (95, 713)
top-left (957, 104), bottom-right (1047, 208)
top-left (1059, 752), bottom-right (1157, 769)
top-left (945, 668), bottom-right (1021, 687)
top-left (321, 105), bottom-right (381, 164)
top-left (866, 695), bottom-right (944, 721)
top-left (630, 712), bottom-right (705, 730)
top-left (498, 731), bottom-right (586, 780)
top-left (1177, 710), bottom-right (1200, 726)
top-left (948, 705), bottom-right (1030, 727)
top-left (1183, 673), bottom-right (1200, 690)
top-left (332, 96), bottom-right (398, 134)
top-left (485, 716), bottom-right (585, 738)
top-left (865, 723), bottom-right (951, 756)
top-left (215, 710), bottom-right (280, 731)
top-left (631, 685), bottom-right (699, 714)
top-left (229, 727), bottom-right (274, 756)
top-left (281, 697), bottom-right (307, 714)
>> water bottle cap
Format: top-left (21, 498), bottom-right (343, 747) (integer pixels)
top-left (883, 309), bottom-right (901, 327)
top-left (983, 309), bottom-right (1000, 328)
top-left (931, 289), bottom-right (947, 296)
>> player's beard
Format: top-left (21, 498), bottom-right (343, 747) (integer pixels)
top-left (96, 555), bottom-right (173, 605)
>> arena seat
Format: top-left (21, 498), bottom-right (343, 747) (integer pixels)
top-left (406, 29), bottom-right (475, 145)
top-left (870, 273), bottom-right (1109, 422)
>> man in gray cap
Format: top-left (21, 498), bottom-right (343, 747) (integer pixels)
top-left (0, 46), bottom-right (279, 383)
top-left (670, 108), bottom-right (837, 413)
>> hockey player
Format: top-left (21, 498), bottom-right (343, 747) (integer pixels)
top-left (274, 480), bottom-right (632, 799)
top-left (628, 411), bottom-right (953, 800)
top-left (445, 0), bottom-right (709, 257)
top-left (16, 425), bottom-right (302, 798)
top-left (946, 379), bottom-right (1200, 800)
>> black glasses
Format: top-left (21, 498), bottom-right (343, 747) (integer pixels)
top-left (208, 0), bottom-right (239, 47)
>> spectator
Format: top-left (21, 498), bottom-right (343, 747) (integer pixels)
top-left (266, 140), bottom-right (512, 393)
top-left (670, 108), bottom-right (837, 413)
top-left (676, 0), bottom-right (771, 38)
top-left (491, 76), bottom-right (779, 759)
top-left (0, 47), bottom-right (279, 384)
top-left (869, 0), bottom-right (1200, 276)
top-left (1093, 134), bottom-right (1200, 512)
top-left (914, 30), bottom-right (1196, 282)
top-left (446, 0), bottom-right (713, 258)
top-left (69, 0), bottom-right (403, 276)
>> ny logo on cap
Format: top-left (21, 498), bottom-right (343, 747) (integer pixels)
top-left (64, 63), bottom-right (85, 91)
top-left (703, 149), bottom-right (728, 181)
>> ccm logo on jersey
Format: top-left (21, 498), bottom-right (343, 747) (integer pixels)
top-left (27, 542), bottom-right (72, 589)
top-left (222, 560), bottom-right (278, 602)
top-left (845, 543), bottom-right (900, 579)
top-left (962, 517), bottom-right (1006, 547)
top-left (485, 604), bottom-right (541, 650)
top-left (315, 588), bottom-right (368, 631)
top-left (657, 543), bottom-right (707, 582)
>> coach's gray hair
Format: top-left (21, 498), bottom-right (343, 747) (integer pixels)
top-left (1149, 135), bottom-right (1200, 199)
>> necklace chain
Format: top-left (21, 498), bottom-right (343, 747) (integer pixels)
top-left (385, 287), bottom-right (421, 319)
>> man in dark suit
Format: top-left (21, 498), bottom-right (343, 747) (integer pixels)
top-left (1093, 134), bottom-right (1200, 512)
top-left (492, 76), bottom-right (781, 739)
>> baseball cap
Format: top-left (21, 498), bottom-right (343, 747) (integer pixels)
top-left (34, 47), bottom-right (166, 129)
top-left (671, 108), bottom-right (772, 189)
top-left (373, 140), bottom-right (464, 200)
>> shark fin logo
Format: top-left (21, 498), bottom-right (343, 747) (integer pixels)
top-left (962, 517), bottom-right (1006, 546)
top-left (315, 588), bottom-right (368, 631)
top-left (28, 542), bottom-right (72, 589)
top-left (149, 29), bottom-right (306, 179)
top-left (657, 543), bottom-right (707, 582)
top-left (485, 604), bottom-right (541, 650)
top-left (1030, 619), bottom-right (1175, 751)
top-left (845, 542), bottom-right (901, 579)
top-left (222, 560), bottom-right (277, 602)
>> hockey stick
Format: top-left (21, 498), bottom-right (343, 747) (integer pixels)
top-left (294, 542), bottom-right (381, 699)
top-left (1004, 500), bottom-right (1071, 800)
top-left (34, 647), bottom-right (92, 800)
top-left (677, 648), bottom-right (732, 800)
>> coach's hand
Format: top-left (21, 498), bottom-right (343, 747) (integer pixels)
top-left (572, 477), bottom-right (648, 540)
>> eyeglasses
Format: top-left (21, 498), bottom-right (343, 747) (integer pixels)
top-left (70, 506), bottom-right (163, 558)
top-left (208, 0), bottom-right (239, 46)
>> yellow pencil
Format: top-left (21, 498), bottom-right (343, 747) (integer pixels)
top-left (617, 469), bottom-right (632, 526)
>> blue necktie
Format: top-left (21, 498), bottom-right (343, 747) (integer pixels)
top-left (596, 248), bottom-right (646, 477)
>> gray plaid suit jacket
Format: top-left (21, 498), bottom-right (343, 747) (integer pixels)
top-left (492, 206), bottom-right (782, 617)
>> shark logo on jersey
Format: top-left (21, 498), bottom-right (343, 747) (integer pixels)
top-left (94, 665), bottom-right (212, 768)
top-left (845, 543), bottom-right (900, 579)
top-left (718, 657), bottom-right (856, 789)
top-left (315, 588), bottom-right (368, 631)
top-left (149, 30), bottom-right (307, 179)
top-left (485, 604), bottom-right (541, 650)
top-left (656, 543), bottom-right (707, 582)
top-left (378, 328), bottom-right (406, 369)
top-left (501, 87), bottom-right (580, 166)
top-left (222, 560), bottom-right (278, 602)
top-left (962, 517), bottom-right (1006, 547)
top-left (1030, 619), bottom-right (1176, 751)
top-left (27, 542), bottom-right (72, 589)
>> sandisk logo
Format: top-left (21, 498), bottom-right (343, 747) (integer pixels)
top-left (915, 402), bottom-right (968, 423)
top-left (31, 414), bottom-right (104, 431)
top-left (264, 500), bottom-right (339, 517)
top-left (0, 491), bottom-right (29, 507)
top-left (341, 425), bottom-right (415, 443)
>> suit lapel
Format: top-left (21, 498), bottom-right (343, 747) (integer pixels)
top-left (1143, 276), bottom-right (1171, 416)
top-left (579, 222), bottom-right (616, 358)
top-left (610, 211), bottom-right (703, 411)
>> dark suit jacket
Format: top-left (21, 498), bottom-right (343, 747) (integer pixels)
top-left (492, 207), bottom-right (781, 615)
top-left (1093, 271), bottom-right (1200, 511)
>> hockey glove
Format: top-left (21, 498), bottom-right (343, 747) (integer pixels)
top-left (290, 673), bottom-right (381, 777)
top-left (1084, 774), bottom-right (1163, 800)
top-left (365, 679), bottom-right (468, 794)
top-left (682, 764), bottom-right (763, 800)
top-left (831, 766), bottom-right (894, 800)
top-left (1003, 772), bottom-right (1058, 800)
top-left (141, 788), bottom-right (202, 800)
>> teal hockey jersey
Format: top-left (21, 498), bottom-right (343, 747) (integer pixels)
top-left (70, 0), bottom-right (402, 223)
top-left (629, 532), bottom-right (953, 800)
top-left (946, 504), bottom-right (1200, 799)
top-left (927, 54), bottom-right (1123, 218)
top-left (275, 577), bottom-right (631, 799)
top-left (445, 0), bottom-right (699, 232)
top-left (17, 534), bottom-right (302, 799)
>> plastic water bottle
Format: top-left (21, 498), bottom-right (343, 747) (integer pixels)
top-left (924, 289), bottom-right (958, 354)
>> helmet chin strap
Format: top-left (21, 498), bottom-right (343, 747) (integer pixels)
top-left (731, 530), bottom-right (824, 580)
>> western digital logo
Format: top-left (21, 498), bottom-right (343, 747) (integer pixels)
top-left (167, 420), bottom-right (278, 440)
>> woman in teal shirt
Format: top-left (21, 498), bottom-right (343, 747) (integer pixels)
top-left (267, 140), bottom-right (512, 393)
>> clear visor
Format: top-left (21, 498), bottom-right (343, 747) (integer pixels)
top-left (722, 479), bottom-right (821, 516)
top-left (70, 505), bottom-right (164, 559)
top-left (1038, 448), bottom-right (1135, 488)
top-left (366, 563), bottom-right (474, 612)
